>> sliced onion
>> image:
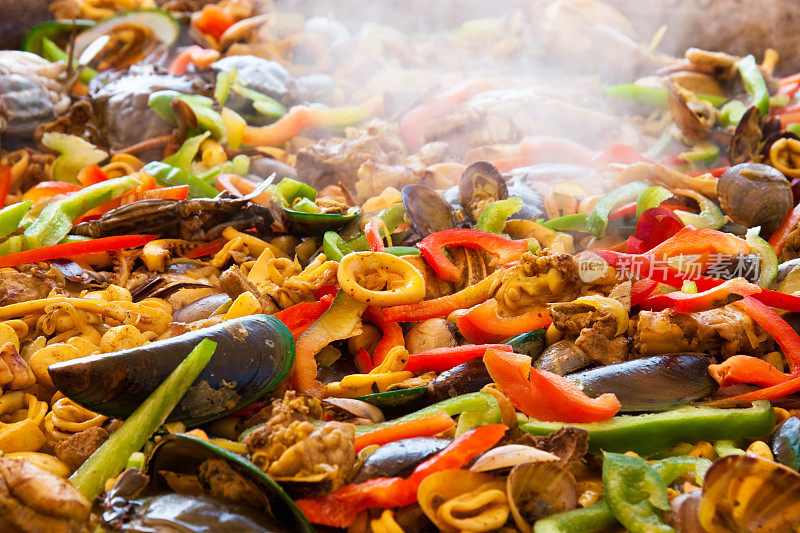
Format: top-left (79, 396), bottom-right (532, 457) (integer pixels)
top-left (470, 445), bottom-right (559, 472)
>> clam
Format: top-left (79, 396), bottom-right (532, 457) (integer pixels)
top-left (565, 354), bottom-right (718, 412)
top-left (698, 454), bottom-right (800, 532)
top-left (352, 437), bottom-right (450, 483)
top-left (101, 433), bottom-right (313, 532)
top-left (668, 82), bottom-right (716, 141)
top-left (401, 183), bottom-right (457, 237)
top-left (717, 163), bottom-right (793, 235)
top-left (507, 461), bottom-right (578, 533)
top-left (469, 445), bottom-right (560, 473)
top-left (418, 469), bottom-right (509, 533)
top-left (48, 315), bottom-right (294, 426)
top-left (458, 161), bottom-right (508, 223)
top-left (533, 340), bottom-right (593, 376)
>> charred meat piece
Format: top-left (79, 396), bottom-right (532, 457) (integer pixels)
top-left (511, 427), bottom-right (589, 468)
top-left (0, 268), bottom-right (57, 306)
top-left (0, 457), bottom-right (91, 533)
top-left (634, 305), bottom-right (768, 357)
top-left (54, 426), bottom-right (110, 471)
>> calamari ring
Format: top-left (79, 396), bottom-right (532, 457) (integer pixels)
top-left (337, 252), bottom-right (425, 306)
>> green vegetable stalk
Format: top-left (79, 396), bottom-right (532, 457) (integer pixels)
top-left (70, 338), bottom-right (217, 500)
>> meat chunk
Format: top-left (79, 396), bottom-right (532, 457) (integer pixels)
top-left (513, 427), bottom-right (589, 468)
top-left (219, 265), bottom-right (279, 314)
top-left (549, 282), bottom-right (631, 365)
top-left (634, 305), bottom-right (768, 357)
top-left (241, 391), bottom-right (356, 496)
top-left (495, 250), bottom-right (582, 315)
top-left (0, 268), bottom-right (55, 306)
top-left (780, 220), bottom-right (800, 261)
top-left (54, 426), bottom-right (109, 471)
top-left (0, 458), bottom-right (90, 533)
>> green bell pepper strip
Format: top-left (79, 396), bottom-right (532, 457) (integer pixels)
top-left (605, 84), bottom-right (727, 108)
top-left (0, 201), bottom-right (32, 241)
top-left (41, 36), bottom-right (97, 84)
top-left (650, 456), bottom-right (712, 485)
top-left (141, 161), bottom-right (218, 199)
top-left (679, 141), bottom-right (720, 166)
top-left (23, 176), bottom-right (139, 250)
top-left (735, 55), bottom-right (770, 116)
top-left (636, 186), bottom-right (673, 218)
top-left (475, 197), bottom-right (522, 234)
top-left (215, 67), bottom-right (237, 106)
top-left (292, 197), bottom-right (321, 214)
top-left (714, 440), bottom-right (745, 457)
top-left (673, 189), bottom-right (725, 230)
top-left (41, 132), bottom-right (108, 183)
top-left (505, 328), bottom-right (546, 358)
top-left (385, 246), bottom-right (420, 256)
top-left (148, 90), bottom-right (226, 141)
top-left (541, 214), bottom-right (588, 232)
top-left (681, 280), bottom-right (698, 294)
top-left (70, 338), bottom-right (216, 500)
top-left (163, 132), bottom-right (211, 173)
top-left (788, 123), bottom-right (800, 137)
top-left (323, 231), bottom-right (352, 261)
top-left (746, 226), bottom-right (778, 288)
top-left (603, 452), bottom-right (673, 533)
top-left (345, 205), bottom-right (407, 251)
top-left (587, 181), bottom-right (650, 237)
top-left (233, 81), bottom-right (287, 118)
top-left (268, 177), bottom-right (317, 207)
top-left (719, 100), bottom-right (747, 127)
top-left (519, 400), bottom-right (775, 456)
top-left (352, 392), bottom-right (502, 436)
top-left (534, 501), bottom-right (617, 533)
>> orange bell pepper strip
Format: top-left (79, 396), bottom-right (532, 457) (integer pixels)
top-left (76, 164), bottom-right (109, 187)
top-left (720, 373), bottom-right (800, 402)
top-left (769, 202), bottom-right (800, 257)
top-left (708, 355), bottom-right (791, 388)
top-left (640, 277), bottom-right (762, 313)
top-left (193, 5), bottom-right (235, 42)
top-left (733, 296), bottom-right (800, 374)
top-left (647, 227), bottom-right (750, 268)
top-left (383, 268), bottom-right (502, 322)
top-left (0, 235), bottom-right (156, 267)
top-left (353, 411), bottom-right (455, 452)
top-left (354, 347), bottom-right (373, 373)
top-left (22, 181), bottom-right (81, 203)
top-left (595, 143), bottom-right (649, 165)
top-left (455, 299), bottom-right (551, 344)
top-left (296, 424), bottom-right (507, 528)
top-left (405, 344), bottom-right (512, 373)
top-left (168, 45), bottom-right (221, 76)
top-left (273, 294), bottom-right (335, 340)
top-left (181, 237), bottom-right (227, 259)
top-left (484, 349), bottom-right (621, 423)
top-left (630, 278), bottom-right (659, 307)
top-left (241, 97), bottom-right (382, 147)
top-left (363, 306), bottom-right (404, 365)
top-left (418, 229), bottom-right (529, 283)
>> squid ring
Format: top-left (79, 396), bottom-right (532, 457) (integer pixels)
top-left (337, 252), bottom-right (425, 306)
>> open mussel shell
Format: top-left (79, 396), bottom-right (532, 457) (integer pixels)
top-left (401, 183), bottom-right (457, 237)
top-left (49, 315), bottom-right (294, 426)
top-left (458, 161), bottom-right (508, 223)
top-left (699, 454), bottom-right (800, 532)
top-left (285, 207), bottom-right (361, 234)
top-left (565, 354), bottom-right (717, 412)
top-left (771, 416), bottom-right (800, 471)
top-left (352, 437), bottom-right (450, 483)
top-left (507, 461), bottom-right (577, 533)
top-left (426, 359), bottom-right (493, 403)
top-left (145, 433), bottom-right (313, 532)
top-left (173, 293), bottom-right (232, 322)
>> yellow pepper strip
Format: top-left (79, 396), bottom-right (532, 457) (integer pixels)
top-left (221, 226), bottom-right (289, 259)
top-left (224, 292), bottom-right (262, 320)
top-left (325, 371), bottom-right (414, 397)
top-left (371, 510), bottom-right (405, 533)
top-left (572, 295), bottom-right (629, 336)
top-left (370, 346), bottom-right (410, 374)
top-left (337, 252), bottom-right (425, 307)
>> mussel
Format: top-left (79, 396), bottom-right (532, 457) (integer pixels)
top-left (352, 437), bottom-right (450, 483)
top-left (426, 359), bottom-right (494, 403)
top-left (565, 354), bottom-right (718, 412)
top-left (458, 161), bottom-right (508, 223)
top-left (699, 454), bottom-right (800, 532)
top-left (717, 163), bottom-right (793, 235)
top-left (401, 183), bottom-right (457, 237)
top-left (771, 416), bottom-right (800, 471)
top-left (49, 315), bottom-right (294, 425)
top-left (102, 433), bottom-right (313, 532)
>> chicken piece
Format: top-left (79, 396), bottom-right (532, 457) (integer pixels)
top-left (0, 268), bottom-right (55, 306)
top-left (780, 221), bottom-right (800, 262)
top-left (494, 250), bottom-right (581, 315)
top-left (54, 427), bottom-right (110, 471)
top-left (0, 457), bottom-right (90, 533)
top-left (634, 305), bottom-right (768, 357)
top-left (512, 427), bottom-right (589, 468)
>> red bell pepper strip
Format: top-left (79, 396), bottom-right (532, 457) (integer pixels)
top-left (691, 165), bottom-right (730, 178)
top-left (733, 296), bottom-right (800, 374)
top-left (193, 5), bottom-right (235, 42)
top-left (484, 349), bottom-right (621, 423)
top-left (315, 285), bottom-right (339, 300)
top-left (608, 202), bottom-right (694, 221)
top-left (595, 143), bottom-right (649, 165)
top-left (708, 355), bottom-right (791, 388)
top-left (383, 269), bottom-right (501, 322)
top-left (353, 411), bottom-right (455, 452)
top-left (418, 229), bottom-right (528, 283)
top-left (647, 226), bottom-right (750, 266)
top-left (169, 45), bottom-right (221, 76)
top-left (769, 202), bottom-right (800, 257)
top-left (363, 306), bottom-right (404, 365)
top-left (631, 279), bottom-right (659, 307)
top-left (296, 424), bottom-right (506, 528)
top-left (181, 237), bottom-right (227, 259)
top-left (273, 294), bottom-right (335, 339)
top-left (640, 278), bottom-right (762, 313)
top-left (0, 165), bottom-right (11, 208)
top-left (721, 374), bottom-right (800, 402)
top-left (626, 207), bottom-right (684, 254)
top-left (22, 181), bottom-right (81, 203)
top-left (354, 348), bottom-right (373, 374)
top-left (76, 164), bottom-right (109, 187)
top-left (455, 299), bottom-right (552, 344)
top-left (405, 344), bottom-right (513, 373)
top-left (0, 235), bottom-right (156, 267)
top-left (364, 217), bottom-right (387, 252)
